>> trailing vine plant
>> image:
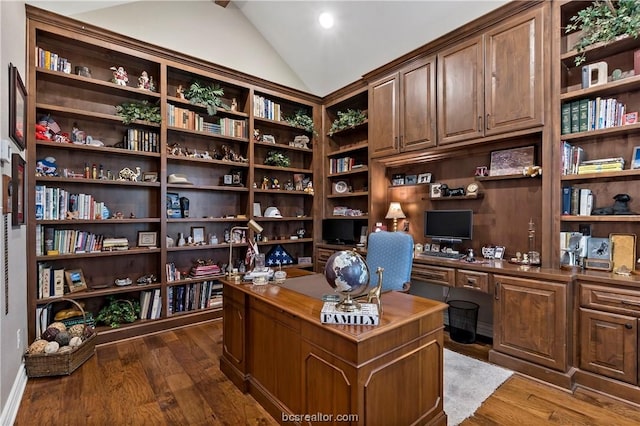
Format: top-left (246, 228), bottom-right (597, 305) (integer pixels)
top-left (283, 110), bottom-right (317, 136)
top-left (566, 0), bottom-right (640, 66)
top-left (115, 100), bottom-right (162, 125)
top-left (184, 81), bottom-right (229, 116)
top-left (329, 109), bottom-right (367, 136)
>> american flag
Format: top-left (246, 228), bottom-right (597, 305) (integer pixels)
top-left (266, 245), bottom-right (294, 266)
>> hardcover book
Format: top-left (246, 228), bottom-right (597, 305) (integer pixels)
top-left (320, 302), bottom-right (379, 325)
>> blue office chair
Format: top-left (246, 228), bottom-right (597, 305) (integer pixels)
top-left (366, 231), bottom-right (414, 293)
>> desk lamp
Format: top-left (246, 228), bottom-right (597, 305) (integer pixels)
top-left (228, 219), bottom-right (264, 275)
top-left (385, 202), bottom-right (406, 232)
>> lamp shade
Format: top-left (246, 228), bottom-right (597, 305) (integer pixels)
top-left (385, 202), bottom-right (406, 219)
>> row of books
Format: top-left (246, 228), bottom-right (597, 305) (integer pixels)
top-left (123, 128), bottom-right (160, 153)
top-left (562, 186), bottom-right (594, 216)
top-left (35, 46), bottom-right (72, 74)
top-left (166, 104), bottom-right (248, 137)
top-left (139, 289), bottom-right (163, 320)
top-left (167, 281), bottom-right (223, 314)
top-left (253, 95), bottom-right (282, 121)
top-left (561, 97), bottom-right (629, 135)
top-left (36, 263), bottom-right (65, 299)
top-left (329, 156), bottom-right (363, 174)
top-left (37, 225), bottom-right (105, 256)
top-left (35, 185), bottom-right (107, 221)
top-left (561, 141), bottom-right (625, 175)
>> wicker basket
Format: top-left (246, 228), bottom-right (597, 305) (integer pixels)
top-left (24, 298), bottom-right (97, 378)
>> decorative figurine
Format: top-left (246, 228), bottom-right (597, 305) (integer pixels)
top-left (138, 71), bottom-right (150, 89)
top-left (231, 98), bottom-right (238, 111)
top-left (261, 176), bottom-right (269, 190)
top-left (118, 166), bottom-right (141, 181)
top-left (176, 84), bottom-right (185, 99)
top-left (110, 66), bottom-right (128, 86)
top-left (36, 157), bottom-right (58, 176)
top-left (253, 129), bottom-right (262, 141)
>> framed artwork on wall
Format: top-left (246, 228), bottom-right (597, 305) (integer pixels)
top-left (11, 153), bottom-right (25, 227)
top-left (8, 63), bottom-right (27, 151)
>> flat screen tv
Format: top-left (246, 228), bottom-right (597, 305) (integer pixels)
top-left (322, 218), bottom-right (368, 245)
top-left (424, 209), bottom-right (473, 243)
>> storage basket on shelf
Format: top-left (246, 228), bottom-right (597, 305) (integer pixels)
top-left (24, 297), bottom-right (97, 378)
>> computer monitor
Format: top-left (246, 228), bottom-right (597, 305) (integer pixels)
top-left (322, 218), bottom-right (368, 244)
top-left (424, 209), bottom-right (473, 243)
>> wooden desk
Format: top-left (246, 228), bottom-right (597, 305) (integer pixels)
top-left (220, 273), bottom-right (448, 425)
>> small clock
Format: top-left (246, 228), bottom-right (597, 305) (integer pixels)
top-left (466, 182), bottom-right (479, 195)
top-left (333, 180), bottom-right (349, 194)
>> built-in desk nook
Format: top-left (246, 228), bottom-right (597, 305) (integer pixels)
top-left (220, 270), bottom-right (448, 425)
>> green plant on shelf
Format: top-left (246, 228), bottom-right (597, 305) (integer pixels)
top-left (264, 150), bottom-right (291, 167)
top-left (329, 109), bottom-right (367, 136)
top-left (283, 110), bottom-right (317, 136)
top-left (96, 297), bottom-right (141, 328)
top-left (184, 81), bottom-right (228, 116)
top-left (566, 0), bottom-right (640, 66)
top-left (115, 100), bottom-right (161, 125)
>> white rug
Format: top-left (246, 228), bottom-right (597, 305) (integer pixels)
top-left (444, 349), bottom-right (513, 426)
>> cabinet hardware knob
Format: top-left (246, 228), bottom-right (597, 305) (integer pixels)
top-left (478, 116), bottom-right (482, 132)
top-left (625, 323), bottom-right (633, 329)
top-left (486, 113), bottom-right (491, 129)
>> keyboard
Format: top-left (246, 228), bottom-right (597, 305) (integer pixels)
top-left (419, 251), bottom-right (465, 260)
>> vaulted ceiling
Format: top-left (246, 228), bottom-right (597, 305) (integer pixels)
top-left (26, 1), bottom-right (509, 96)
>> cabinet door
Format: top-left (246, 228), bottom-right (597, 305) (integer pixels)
top-left (400, 55), bottom-right (437, 152)
top-left (579, 308), bottom-right (637, 385)
top-left (493, 275), bottom-right (567, 371)
top-left (484, 8), bottom-right (543, 135)
top-left (368, 74), bottom-right (399, 158)
top-left (437, 35), bottom-right (484, 145)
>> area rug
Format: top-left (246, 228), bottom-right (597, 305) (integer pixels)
top-left (444, 349), bottom-right (513, 425)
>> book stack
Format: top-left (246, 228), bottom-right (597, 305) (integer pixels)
top-left (320, 302), bottom-right (379, 325)
top-left (561, 97), bottom-right (627, 135)
top-left (189, 263), bottom-right (222, 278)
top-left (561, 187), bottom-right (593, 216)
top-left (577, 157), bottom-right (625, 174)
top-left (102, 237), bottom-right (129, 251)
top-left (561, 141), bottom-right (585, 175)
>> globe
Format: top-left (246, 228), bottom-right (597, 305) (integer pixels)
top-left (324, 250), bottom-right (370, 299)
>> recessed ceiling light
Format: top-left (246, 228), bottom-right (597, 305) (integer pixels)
top-left (318, 12), bottom-right (334, 29)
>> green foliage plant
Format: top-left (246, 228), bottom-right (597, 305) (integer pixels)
top-left (264, 150), bottom-right (291, 167)
top-left (566, 0), bottom-right (640, 66)
top-left (184, 81), bottom-right (228, 116)
top-left (329, 109), bottom-right (367, 136)
top-left (283, 110), bottom-right (317, 136)
top-left (115, 100), bottom-right (161, 125)
top-left (96, 297), bottom-right (141, 328)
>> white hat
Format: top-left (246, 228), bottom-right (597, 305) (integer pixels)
top-left (168, 173), bottom-right (192, 184)
top-left (264, 207), bottom-right (282, 217)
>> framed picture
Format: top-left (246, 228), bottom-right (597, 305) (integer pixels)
top-left (430, 243), bottom-right (441, 253)
top-left (417, 173), bottom-right (432, 184)
top-left (137, 231), bottom-right (158, 248)
top-left (191, 226), bottom-right (205, 244)
top-left (405, 174), bottom-right (417, 185)
top-left (489, 145), bottom-right (535, 176)
top-left (391, 173), bottom-right (405, 186)
top-left (142, 172), bottom-right (158, 182)
top-left (587, 237), bottom-right (611, 260)
top-left (9, 63), bottom-right (27, 151)
top-left (253, 202), bottom-right (262, 217)
top-left (423, 243), bottom-right (431, 252)
top-left (631, 146), bottom-right (640, 169)
top-left (11, 153), bottom-right (25, 227)
top-left (65, 269), bottom-right (87, 293)
top-left (430, 183), bottom-right (442, 198)
top-left (494, 246), bottom-right (505, 260)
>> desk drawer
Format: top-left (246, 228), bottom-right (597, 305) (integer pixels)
top-left (456, 270), bottom-right (489, 293)
top-left (412, 264), bottom-right (455, 287)
top-left (580, 283), bottom-right (640, 316)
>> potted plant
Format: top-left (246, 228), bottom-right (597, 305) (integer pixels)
top-left (329, 109), bottom-right (367, 136)
top-left (115, 100), bottom-right (162, 125)
top-left (96, 297), bottom-right (140, 328)
top-left (264, 150), bottom-right (291, 167)
top-left (184, 81), bottom-right (229, 116)
top-left (566, 0), bottom-right (640, 65)
top-left (283, 110), bottom-right (317, 136)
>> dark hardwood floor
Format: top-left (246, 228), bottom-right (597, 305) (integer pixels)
top-left (15, 320), bottom-right (640, 425)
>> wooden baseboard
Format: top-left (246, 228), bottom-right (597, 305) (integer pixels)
top-left (574, 369), bottom-right (640, 407)
top-left (489, 349), bottom-right (575, 390)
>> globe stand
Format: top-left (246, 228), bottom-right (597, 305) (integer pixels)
top-left (335, 294), bottom-right (362, 312)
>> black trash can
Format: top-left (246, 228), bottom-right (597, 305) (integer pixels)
top-left (447, 300), bottom-right (479, 344)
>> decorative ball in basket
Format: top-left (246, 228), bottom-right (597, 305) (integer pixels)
top-left (24, 298), bottom-right (97, 378)
top-left (323, 250), bottom-right (370, 312)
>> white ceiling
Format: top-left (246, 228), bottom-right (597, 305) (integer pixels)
top-left (27, 0), bottom-right (510, 96)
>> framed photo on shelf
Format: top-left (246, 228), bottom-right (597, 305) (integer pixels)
top-left (191, 226), bottom-right (205, 244)
top-left (391, 173), bottom-right (405, 186)
top-left (430, 183), bottom-right (442, 198)
top-left (489, 145), bottom-right (535, 176)
top-left (631, 146), bottom-right (640, 169)
top-left (405, 174), bottom-right (417, 185)
top-left (65, 269), bottom-right (87, 293)
top-left (142, 171), bottom-right (158, 182)
top-left (137, 231), bottom-right (158, 248)
top-left (11, 153), bottom-right (25, 227)
top-left (9, 63), bottom-right (27, 151)
top-left (417, 173), bottom-right (432, 184)
top-left (430, 243), bottom-right (440, 253)
top-left (494, 246), bottom-right (505, 260)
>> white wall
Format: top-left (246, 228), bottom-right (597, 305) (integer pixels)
top-left (0, 1), bottom-right (28, 424)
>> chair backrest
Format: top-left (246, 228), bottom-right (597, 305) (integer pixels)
top-left (366, 231), bottom-right (414, 292)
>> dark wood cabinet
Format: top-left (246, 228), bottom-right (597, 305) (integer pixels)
top-left (492, 274), bottom-right (568, 371)
top-left (438, 8), bottom-right (543, 145)
top-left (368, 55), bottom-right (436, 158)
